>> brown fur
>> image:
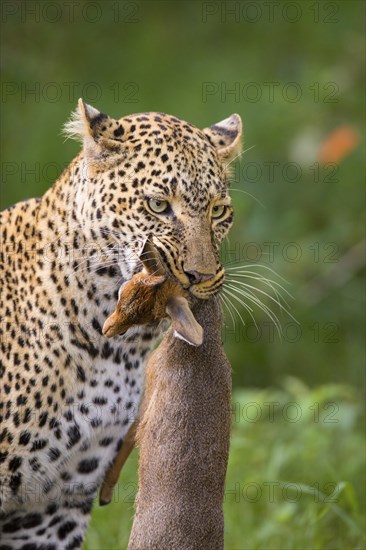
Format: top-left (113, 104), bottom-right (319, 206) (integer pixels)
top-left (100, 242), bottom-right (204, 505)
top-left (102, 240), bottom-right (203, 347)
top-left (99, 420), bottom-right (137, 505)
top-left (103, 275), bottom-right (183, 337)
top-left (128, 297), bottom-right (231, 550)
top-left (99, 242), bottom-right (231, 548)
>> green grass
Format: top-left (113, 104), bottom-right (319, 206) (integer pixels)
top-left (85, 380), bottom-right (365, 549)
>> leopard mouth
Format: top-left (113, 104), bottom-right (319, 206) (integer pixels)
top-left (149, 238), bottom-right (224, 299)
top-left (188, 272), bottom-right (225, 299)
top-left (159, 255), bottom-right (224, 299)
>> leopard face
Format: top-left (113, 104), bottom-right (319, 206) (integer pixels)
top-left (65, 100), bottom-right (242, 298)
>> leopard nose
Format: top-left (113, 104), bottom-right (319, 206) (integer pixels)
top-left (184, 269), bottom-right (214, 285)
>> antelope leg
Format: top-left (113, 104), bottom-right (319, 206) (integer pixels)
top-left (99, 420), bottom-right (137, 506)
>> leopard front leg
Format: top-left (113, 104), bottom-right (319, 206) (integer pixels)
top-left (0, 497), bottom-right (93, 550)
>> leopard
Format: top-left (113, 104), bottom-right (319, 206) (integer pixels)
top-left (0, 98), bottom-right (242, 549)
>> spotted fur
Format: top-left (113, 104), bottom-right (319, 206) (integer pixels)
top-left (0, 99), bottom-right (242, 549)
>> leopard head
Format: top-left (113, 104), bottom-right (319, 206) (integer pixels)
top-left (64, 99), bottom-right (242, 299)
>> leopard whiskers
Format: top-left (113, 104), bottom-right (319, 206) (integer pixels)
top-left (226, 268), bottom-right (292, 295)
top-left (218, 292), bottom-right (237, 331)
top-left (69, 234), bottom-right (142, 275)
top-left (225, 268), bottom-right (293, 313)
top-left (223, 254), bottom-right (273, 269)
top-left (225, 263), bottom-right (290, 284)
top-left (219, 144), bottom-right (256, 175)
top-left (69, 248), bottom-right (120, 277)
top-left (222, 286), bottom-right (257, 328)
top-left (67, 229), bottom-right (168, 284)
top-left (225, 282), bottom-right (282, 337)
top-left (227, 279), bottom-right (296, 324)
top-left (229, 188), bottom-right (265, 209)
top-left (221, 262), bottom-right (297, 337)
top-left (226, 272), bottom-right (292, 309)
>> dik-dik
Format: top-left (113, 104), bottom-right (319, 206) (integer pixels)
top-left (101, 241), bottom-right (232, 550)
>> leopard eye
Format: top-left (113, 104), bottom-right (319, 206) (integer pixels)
top-left (211, 205), bottom-right (226, 219)
top-left (148, 198), bottom-right (169, 214)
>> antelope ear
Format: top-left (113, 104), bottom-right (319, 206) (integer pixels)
top-left (166, 296), bottom-right (203, 347)
top-left (142, 274), bottom-right (166, 288)
top-left (139, 239), bottom-right (166, 277)
top-left (63, 98), bottom-right (125, 158)
top-left (203, 114), bottom-right (242, 163)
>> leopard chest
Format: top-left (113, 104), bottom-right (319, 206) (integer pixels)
top-left (6, 334), bottom-right (154, 513)
top-left (44, 337), bottom-right (148, 499)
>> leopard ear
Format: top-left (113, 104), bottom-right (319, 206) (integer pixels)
top-left (63, 98), bottom-right (126, 158)
top-left (203, 114), bottom-right (242, 163)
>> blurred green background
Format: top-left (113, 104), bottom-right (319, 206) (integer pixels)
top-left (1, 1), bottom-right (365, 548)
